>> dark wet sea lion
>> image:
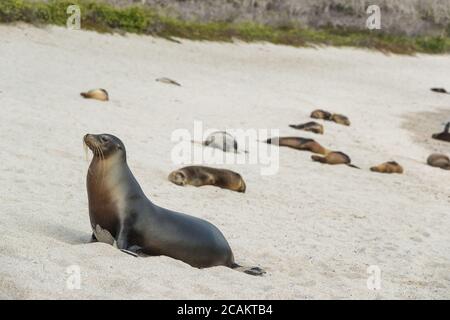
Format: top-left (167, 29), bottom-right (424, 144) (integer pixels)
top-left (331, 114), bottom-right (351, 126)
top-left (80, 88), bottom-right (109, 101)
top-left (370, 161), bottom-right (403, 174)
top-left (84, 133), bottom-right (263, 275)
top-left (310, 109), bottom-right (332, 120)
top-left (265, 137), bottom-right (329, 155)
top-left (431, 88), bottom-right (448, 94)
top-left (427, 153), bottom-right (450, 170)
top-left (311, 151), bottom-right (359, 168)
top-left (432, 122), bottom-right (450, 142)
top-left (289, 121), bottom-right (324, 134)
top-left (168, 166), bottom-right (246, 193)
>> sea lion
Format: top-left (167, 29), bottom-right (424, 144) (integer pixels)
top-left (84, 133), bottom-right (263, 275)
top-left (203, 131), bottom-right (239, 153)
top-left (432, 122), bottom-right (450, 142)
top-left (168, 166), bottom-right (246, 193)
top-left (310, 109), bottom-right (332, 120)
top-left (370, 161), bottom-right (403, 174)
top-left (156, 77), bottom-right (181, 86)
top-left (289, 121), bottom-right (324, 134)
top-left (331, 114), bottom-right (351, 126)
top-left (431, 88), bottom-right (448, 94)
top-left (80, 88), bottom-right (109, 101)
top-left (265, 137), bottom-right (329, 155)
top-left (427, 153), bottom-right (450, 170)
top-left (311, 151), bottom-right (359, 168)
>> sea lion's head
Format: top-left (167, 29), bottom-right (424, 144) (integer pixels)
top-left (168, 170), bottom-right (187, 186)
top-left (84, 133), bottom-right (126, 160)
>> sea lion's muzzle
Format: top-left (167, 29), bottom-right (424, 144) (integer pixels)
top-left (84, 134), bottom-right (101, 150)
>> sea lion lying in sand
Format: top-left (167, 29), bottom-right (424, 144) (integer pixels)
top-left (427, 153), bottom-right (450, 170)
top-left (430, 88), bottom-right (448, 94)
top-left (168, 166), bottom-right (246, 193)
top-left (265, 137), bottom-right (329, 155)
top-left (330, 114), bottom-right (351, 126)
top-left (432, 122), bottom-right (450, 142)
top-left (310, 109), bottom-right (332, 120)
top-left (289, 121), bottom-right (324, 134)
top-left (156, 77), bottom-right (181, 86)
top-left (311, 152), bottom-right (359, 168)
top-left (84, 134), bottom-right (263, 275)
top-left (80, 88), bottom-right (109, 101)
top-left (370, 161), bottom-right (403, 174)
top-left (310, 109), bottom-right (350, 126)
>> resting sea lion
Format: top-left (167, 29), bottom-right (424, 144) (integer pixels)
top-left (84, 133), bottom-right (263, 275)
top-left (370, 161), bottom-right (403, 174)
top-left (203, 131), bottom-right (239, 153)
top-left (432, 122), bottom-right (450, 142)
top-left (331, 114), bottom-right (351, 126)
top-left (427, 153), bottom-right (450, 170)
top-left (310, 109), bottom-right (332, 120)
top-left (265, 137), bottom-right (329, 155)
top-left (311, 151), bottom-right (360, 168)
top-left (156, 77), bottom-right (181, 86)
top-left (289, 121), bottom-right (324, 134)
top-left (431, 88), bottom-right (448, 94)
top-left (168, 166), bottom-right (246, 193)
top-left (80, 88), bottom-right (109, 101)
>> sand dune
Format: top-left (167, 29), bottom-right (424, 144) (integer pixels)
top-left (0, 23), bottom-right (449, 299)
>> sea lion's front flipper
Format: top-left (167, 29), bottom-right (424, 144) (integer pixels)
top-left (93, 224), bottom-right (115, 245)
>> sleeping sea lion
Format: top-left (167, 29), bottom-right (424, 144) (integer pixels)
top-left (156, 77), bottom-right (181, 86)
top-left (168, 166), bottom-right (246, 193)
top-left (370, 161), bottom-right (403, 174)
top-left (310, 109), bottom-right (332, 120)
top-left (311, 151), bottom-right (359, 168)
top-left (289, 121), bottom-right (324, 134)
top-left (331, 114), bottom-right (351, 126)
top-left (80, 88), bottom-right (109, 101)
top-left (265, 137), bottom-right (329, 155)
top-left (427, 153), bottom-right (450, 170)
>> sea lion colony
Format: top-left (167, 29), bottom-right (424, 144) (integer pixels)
top-left (80, 85), bottom-right (448, 274)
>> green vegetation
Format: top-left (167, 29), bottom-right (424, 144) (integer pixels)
top-left (1, 0), bottom-right (450, 54)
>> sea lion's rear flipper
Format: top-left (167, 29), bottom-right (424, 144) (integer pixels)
top-left (347, 164), bottom-right (361, 169)
top-left (231, 263), bottom-right (266, 276)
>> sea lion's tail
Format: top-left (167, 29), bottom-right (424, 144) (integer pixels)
top-left (231, 263), bottom-right (266, 276)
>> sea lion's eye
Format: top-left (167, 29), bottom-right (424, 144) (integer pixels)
top-left (101, 136), bottom-right (109, 142)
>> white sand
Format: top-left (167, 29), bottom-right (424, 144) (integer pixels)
top-left (0, 23), bottom-right (449, 299)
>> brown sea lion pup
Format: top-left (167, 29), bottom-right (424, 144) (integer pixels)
top-left (311, 152), bottom-right (360, 168)
top-left (432, 122), bottom-right (450, 142)
top-left (84, 134), bottom-right (264, 275)
top-left (169, 166), bottom-right (246, 193)
top-left (265, 137), bottom-right (329, 155)
top-left (80, 88), bottom-right (109, 101)
top-left (310, 109), bottom-right (332, 120)
top-left (370, 161), bottom-right (403, 174)
top-left (331, 114), bottom-right (351, 126)
top-left (427, 153), bottom-right (450, 170)
top-left (289, 121), bottom-right (324, 134)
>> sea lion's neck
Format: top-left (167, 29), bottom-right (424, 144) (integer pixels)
top-left (87, 155), bottom-right (147, 220)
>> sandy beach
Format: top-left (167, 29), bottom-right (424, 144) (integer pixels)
top-left (0, 23), bottom-right (449, 299)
